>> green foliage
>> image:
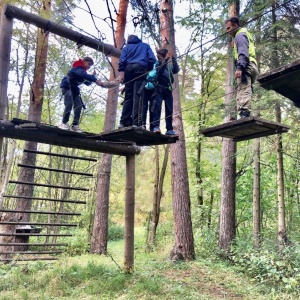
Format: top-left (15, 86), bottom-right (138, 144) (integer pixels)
top-left (108, 222), bottom-right (124, 241)
top-left (229, 241), bottom-right (300, 294)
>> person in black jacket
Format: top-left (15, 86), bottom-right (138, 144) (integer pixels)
top-left (147, 48), bottom-right (179, 135)
top-left (59, 57), bottom-right (102, 132)
top-left (118, 35), bottom-right (156, 128)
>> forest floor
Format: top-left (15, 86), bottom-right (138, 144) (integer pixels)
top-left (0, 228), bottom-right (297, 300)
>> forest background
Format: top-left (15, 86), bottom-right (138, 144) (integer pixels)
top-left (1, 0), bottom-right (300, 298)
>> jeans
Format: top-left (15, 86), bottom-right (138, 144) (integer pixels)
top-left (61, 88), bottom-right (82, 126)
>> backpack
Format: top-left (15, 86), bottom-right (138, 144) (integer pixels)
top-left (145, 61), bottom-right (159, 90)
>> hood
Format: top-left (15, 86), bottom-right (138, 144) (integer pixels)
top-left (72, 59), bottom-right (86, 70)
top-left (127, 35), bottom-right (142, 44)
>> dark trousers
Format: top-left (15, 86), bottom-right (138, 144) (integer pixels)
top-left (61, 88), bottom-right (82, 126)
top-left (120, 64), bottom-right (147, 126)
top-left (142, 89), bottom-right (155, 131)
top-left (151, 87), bottom-right (173, 131)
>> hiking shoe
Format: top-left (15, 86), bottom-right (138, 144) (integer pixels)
top-left (58, 123), bottom-right (69, 130)
top-left (166, 130), bottom-right (177, 135)
top-left (153, 126), bottom-right (161, 133)
top-left (70, 125), bottom-right (83, 133)
top-left (118, 123), bottom-right (125, 129)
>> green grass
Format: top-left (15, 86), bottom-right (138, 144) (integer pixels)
top-left (0, 228), bottom-right (299, 299)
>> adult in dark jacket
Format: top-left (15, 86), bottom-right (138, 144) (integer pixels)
top-left (145, 48), bottom-right (179, 135)
top-left (118, 35), bottom-right (156, 128)
top-left (59, 57), bottom-right (101, 132)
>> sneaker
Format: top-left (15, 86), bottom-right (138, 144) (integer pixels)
top-left (239, 110), bottom-right (250, 118)
top-left (70, 125), bottom-right (83, 133)
top-left (118, 123), bottom-right (125, 129)
top-left (166, 130), bottom-right (177, 135)
top-left (58, 123), bottom-right (69, 130)
top-left (153, 126), bottom-right (161, 133)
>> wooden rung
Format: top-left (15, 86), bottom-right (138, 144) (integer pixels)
top-left (0, 243), bottom-right (67, 246)
top-left (9, 180), bottom-right (89, 191)
top-left (0, 221), bottom-right (76, 226)
top-left (0, 258), bottom-right (58, 261)
top-left (0, 209), bottom-right (81, 216)
top-left (0, 251), bottom-right (63, 254)
top-left (24, 149), bottom-right (97, 161)
top-left (0, 233), bottom-right (72, 237)
top-left (17, 164), bottom-right (93, 177)
top-left (3, 195), bottom-right (86, 204)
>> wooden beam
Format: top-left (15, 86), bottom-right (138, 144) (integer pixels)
top-left (0, 209), bottom-right (81, 216)
top-left (24, 149), bottom-right (97, 161)
top-left (3, 195), bottom-right (86, 204)
top-left (0, 233), bottom-right (72, 237)
top-left (9, 180), bottom-right (89, 191)
top-left (0, 251), bottom-right (63, 254)
top-left (0, 243), bottom-right (67, 246)
top-left (18, 163), bottom-right (93, 177)
top-left (0, 221), bottom-right (76, 226)
top-left (4, 5), bottom-right (121, 58)
top-left (0, 120), bottom-right (140, 156)
top-left (124, 155), bottom-right (135, 273)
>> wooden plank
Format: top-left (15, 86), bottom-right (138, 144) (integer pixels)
top-left (0, 243), bottom-right (67, 246)
top-left (0, 258), bottom-right (58, 261)
top-left (18, 164), bottom-right (94, 177)
top-left (257, 59), bottom-right (300, 105)
top-left (3, 195), bottom-right (86, 204)
top-left (0, 119), bottom-right (141, 156)
top-left (86, 126), bottom-right (179, 146)
top-left (0, 209), bottom-right (81, 216)
top-left (0, 233), bottom-right (72, 237)
top-left (9, 180), bottom-right (89, 191)
top-left (0, 221), bottom-right (76, 226)
top-left (0, 251), bottom-right (63, 254)
top-left (24, 149), bottom-right (97, 161)
top-left (200, 116), bottom-right (289, 141)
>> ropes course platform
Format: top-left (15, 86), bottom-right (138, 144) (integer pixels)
top-left (257, 59), bottom-right (300, 107)
top-left (0, 119), bottom-right (178, 155)
top-left (200, 116), bottom-right (289, 141)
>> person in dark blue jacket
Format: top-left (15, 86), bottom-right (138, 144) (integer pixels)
top-left (147, 48), bottom-right (179, 135)
top-left (59, 57), bottom-right (102, 132)
top-left (118, 35), bottom-right (156, 128)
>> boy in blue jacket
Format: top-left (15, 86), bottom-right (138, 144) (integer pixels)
top-left (59, 57), bottom-right (101, 132)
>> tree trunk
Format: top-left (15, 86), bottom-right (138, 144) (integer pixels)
top-left (90, 0), bottom-right (127, 254)
top-left (159, 0), bottom-right (195, 261)
top-left (270, 3), bottom-right (288, 246)
top-left (15, 0), bottom-right (51, 251)
top-left (218, 2), bottom-right (238, 252)
top-left (253, 138), bottom-right (261, 248)
top-left (148, 145), bottom-right (169, 247)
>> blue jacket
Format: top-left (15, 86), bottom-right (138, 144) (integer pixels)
top-left (118, 35), bottom-right (156, 72)
top-left (60, 59), bottom-right (97, 96)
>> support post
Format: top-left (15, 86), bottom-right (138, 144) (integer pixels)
top-left (124, 155), bottom-right (135, 273)
top-left (0, 7), bottom-right (13, 162)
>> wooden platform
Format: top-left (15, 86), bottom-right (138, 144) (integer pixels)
top-left (200, 116), bottom-right (289, 141)
top-left (257, 59), bottom-right (300, 107)
top-left (0, 119), bottom-right (178, 155)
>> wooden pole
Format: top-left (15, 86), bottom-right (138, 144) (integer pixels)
top-left (0, 7), bottom-right (13, 162)
top-left (124, 155), bottom-right (135, 273)
top-left (5, 5), bottom-right (121, 58)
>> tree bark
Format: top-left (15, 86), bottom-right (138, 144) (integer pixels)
top-left (159, 0), bottom-right (195, 261)
top-left (218, 2), bottom-right (238, 252)
top-left (90, 0), bottom-right (127, 254)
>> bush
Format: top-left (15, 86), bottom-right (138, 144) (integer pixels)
top-left (229, 241), bottom-right (300, 293)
